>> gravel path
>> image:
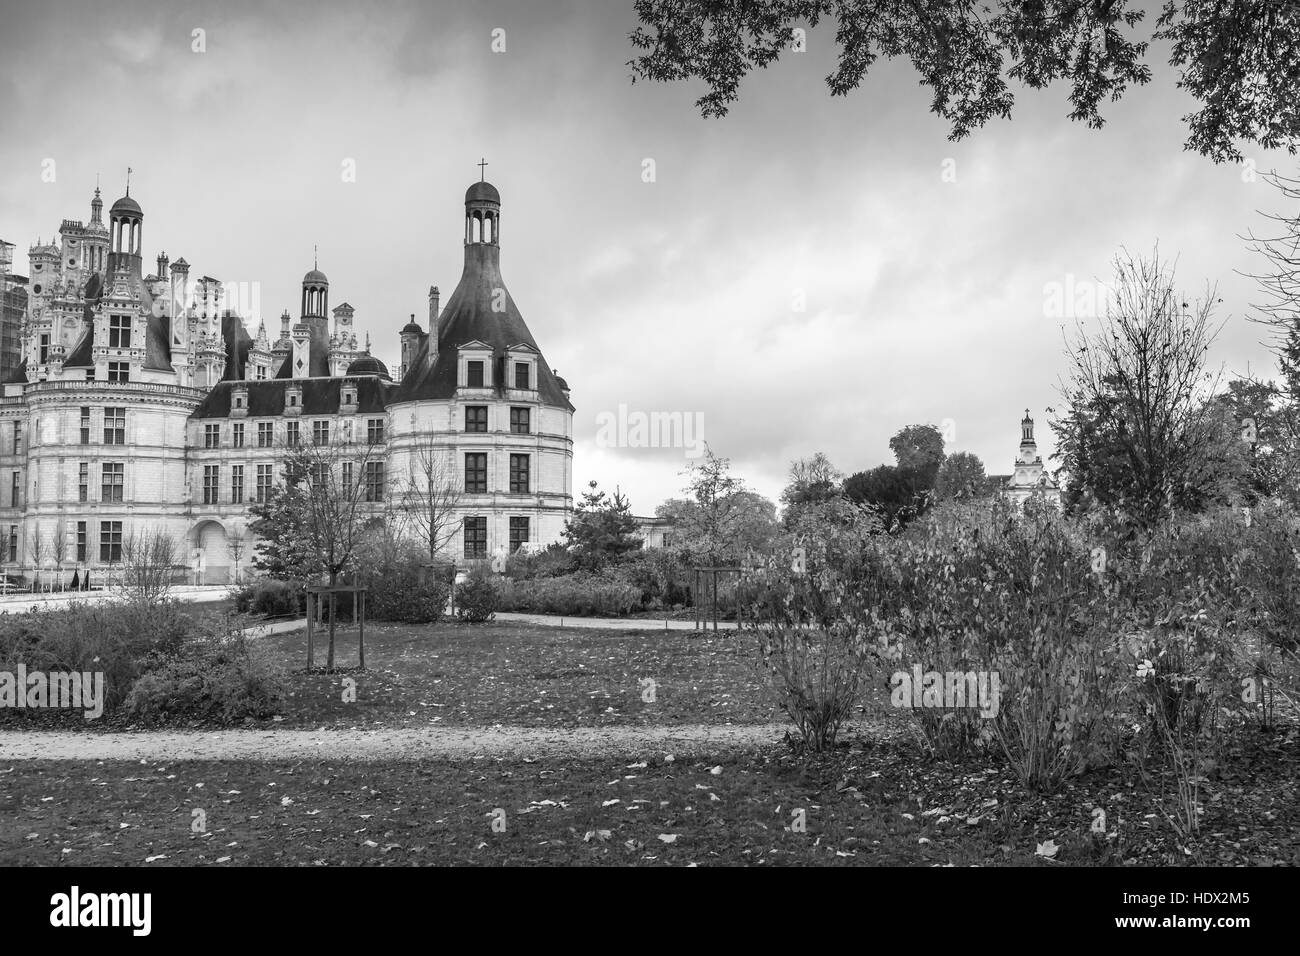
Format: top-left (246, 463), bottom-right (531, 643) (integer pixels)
top-left (0, 723), bottom-right (789, 761)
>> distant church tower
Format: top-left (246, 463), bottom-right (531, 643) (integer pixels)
top-left (1005, 409), bottom-right (1060, 510)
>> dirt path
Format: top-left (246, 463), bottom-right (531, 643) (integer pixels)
top-left (0, 723), bottom-right (790, 761)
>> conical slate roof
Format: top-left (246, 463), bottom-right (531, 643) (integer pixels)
top-left (392, 238), bottom-right (571, 410)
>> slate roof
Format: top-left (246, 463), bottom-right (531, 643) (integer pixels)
top-left (273, 316), bottom-right (330, 379)
top-left (2, 359), bottom-right (26, 385)
top-left (391, 242), bottom-right (572, 410)
top-left (190, 375), bottom-right (395, 419)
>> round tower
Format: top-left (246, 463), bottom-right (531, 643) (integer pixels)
top-left (107, 187), bottom-right (143, 277)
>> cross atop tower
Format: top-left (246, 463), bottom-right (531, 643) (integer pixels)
top-left (477, 157), bottom-right (488, 181)
top-left (314, 244), bottom-right (318, 269)
top-left (125, 167), bottom-right (132, 196)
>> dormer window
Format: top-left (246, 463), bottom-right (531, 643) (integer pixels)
top-left (514, 362), bottom-right (530, 390)
top-left (234, 395), bottom-right (244, 410)
top-left (467, 361), bottom-right (485, 388)
top-left (342, 386), bottom-right (358, 407)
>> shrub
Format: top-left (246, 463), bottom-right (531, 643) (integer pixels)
top-left (496, 573), bottom-right (641, 616)
top-left (124, 616), bottom-right (286, 725)
top-left (0, 600), bottom-right (193, 715)
top-left (740, 503), bottom-right (887, 752)
top-left (234, 579), bottom-right (305, 618)
top-left (369, 567), bottom-right (450, 623)
top-left (455, 565), bottom-right (499, 623)
top-left (504, 543), bottom-right (576, 580)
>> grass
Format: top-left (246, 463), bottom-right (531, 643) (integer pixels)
top-left (4, 615), bottom-right (1298, 866)
top-left (256, 621), bottom-right (780, 729)
top-left (4, 726), bottom-right (1296, 866)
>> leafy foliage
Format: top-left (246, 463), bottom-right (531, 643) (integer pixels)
top-left (125, 617), bottom-right (286, 725)
top-left (563, 481), bottom-right (642, 570)
top-left (455, 564), bottom-right (500, 623)
top-left (628, 0), bottom-right (1300, 163)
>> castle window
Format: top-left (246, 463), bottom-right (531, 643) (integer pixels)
top-left (99, 521), bottom-right (123, 563)
top-left (509, 517), bottom-right (530, 553)
top-left (12, 423), bottom-right (20, 456)
top-left (80, 407), bottom-right (90, 444)
top-left (203, 465), bottom-right (220, 505)
top-left (76, 522), bottom-right (86, 563)
top-left (232, 423), bottom-right (245, 448)
top-left (257, 422), bottom-right (273, 448)
top-left (9, 471), bottom-right (18, 508)
top-left (234, 395), bottom-right (245, 410)
top-left (467, 361), bottom-right (485, 388)
top-left (514, 362), bottom-right (530, 390)
top-left (109, 314), bottom-right (131, 349)
top-left (204, 423), bottom-right (220, 449)
top-left (255, 365), bottom-right (267, 380)
top-left (101, 462), bottom-right (124, 503)
top-left (463, 516), bottom-right (487, 560)
top-left (231, 465), bottom-right (244, 504)
top-left (255, 464), bottom-right (273, 502)
top-left (78, 462), bottom-right (88, 502)
top-left (7, 526), bottom-right (15, 563)
top-left (104, 407), bottom-right (125, 445)
top-left (286, 421), bottom-right (300, 447)
top-left (108, 362), bottom-right (129, 382)
top-left (509, 454), bottom-right (530, 494)
top-left (39, 335), bottom-right (49, 363)
top-left (465, 406), bottom-right (487, 432)
top-left (364, 461), bottom-right (385, 502)
top-left (342, 387), bottom-right (357, 407)
top-left (464, 453), bottom-right (487, 493)
top-left (312, 420), bottom-right (330, 444)
top-left (510, 407), bottom-right (530, 434)
top-left (367, 419), bottom-right (385, 444)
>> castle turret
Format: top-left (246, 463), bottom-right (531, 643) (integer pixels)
top-left (106, 185), bottom-right (143, 278)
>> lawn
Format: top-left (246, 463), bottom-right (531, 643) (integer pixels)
top-left (255, 621), bottom-right (783, 730)
top-left (3, 617), bottom-right (1297, 866)
top-left (4, 728), bottom-right (1296, 866)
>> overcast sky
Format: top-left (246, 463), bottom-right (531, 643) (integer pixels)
top-left (1, 0), bottom-right (1294, 513)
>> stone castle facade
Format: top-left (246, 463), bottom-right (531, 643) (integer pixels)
top-left (0, 178), bottom-right (574, 583)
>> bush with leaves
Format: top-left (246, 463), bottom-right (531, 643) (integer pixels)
top-left (739, 500), bottom-right (888, 752)
top-left (0, 600), bottom-right (192, 718)
top-left (125, 616), bottom-right (286, 725)
top-left (496, 573), bottom-right (642, 617)
top-left (233, 579), bottom-right (306, 618)
top-left (454, 564), bottom-right (499, 623)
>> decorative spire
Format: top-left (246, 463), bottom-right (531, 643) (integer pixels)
top-left (125, 167), bottom-right (132, 197)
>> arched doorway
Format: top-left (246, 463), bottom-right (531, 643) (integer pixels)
top-left (193, 520), bottom-right (230, 585)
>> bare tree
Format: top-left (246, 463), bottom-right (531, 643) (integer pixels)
top-left (1241, 169), bottom-right (1300, 492)
top-left (51, 518), bottom-right (68, 592)
top-left (396, 431), bottom-right (462, 562)
top-left (1053, 248), bottom-right (1227, 529)
top-left (120, 528), bottom-right (179, 607)
top-left (26, 525), bottom-right (45, 590)
top-left (226, 521), bottom-right (248, 585)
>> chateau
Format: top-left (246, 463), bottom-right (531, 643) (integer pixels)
top-left (0, 178), bottom-right (574, 583)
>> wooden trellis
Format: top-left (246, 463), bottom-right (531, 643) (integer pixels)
top-left (692, 566), bottom-right (743, 632)
top-left (305, 584), bottom-right (369, 671)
